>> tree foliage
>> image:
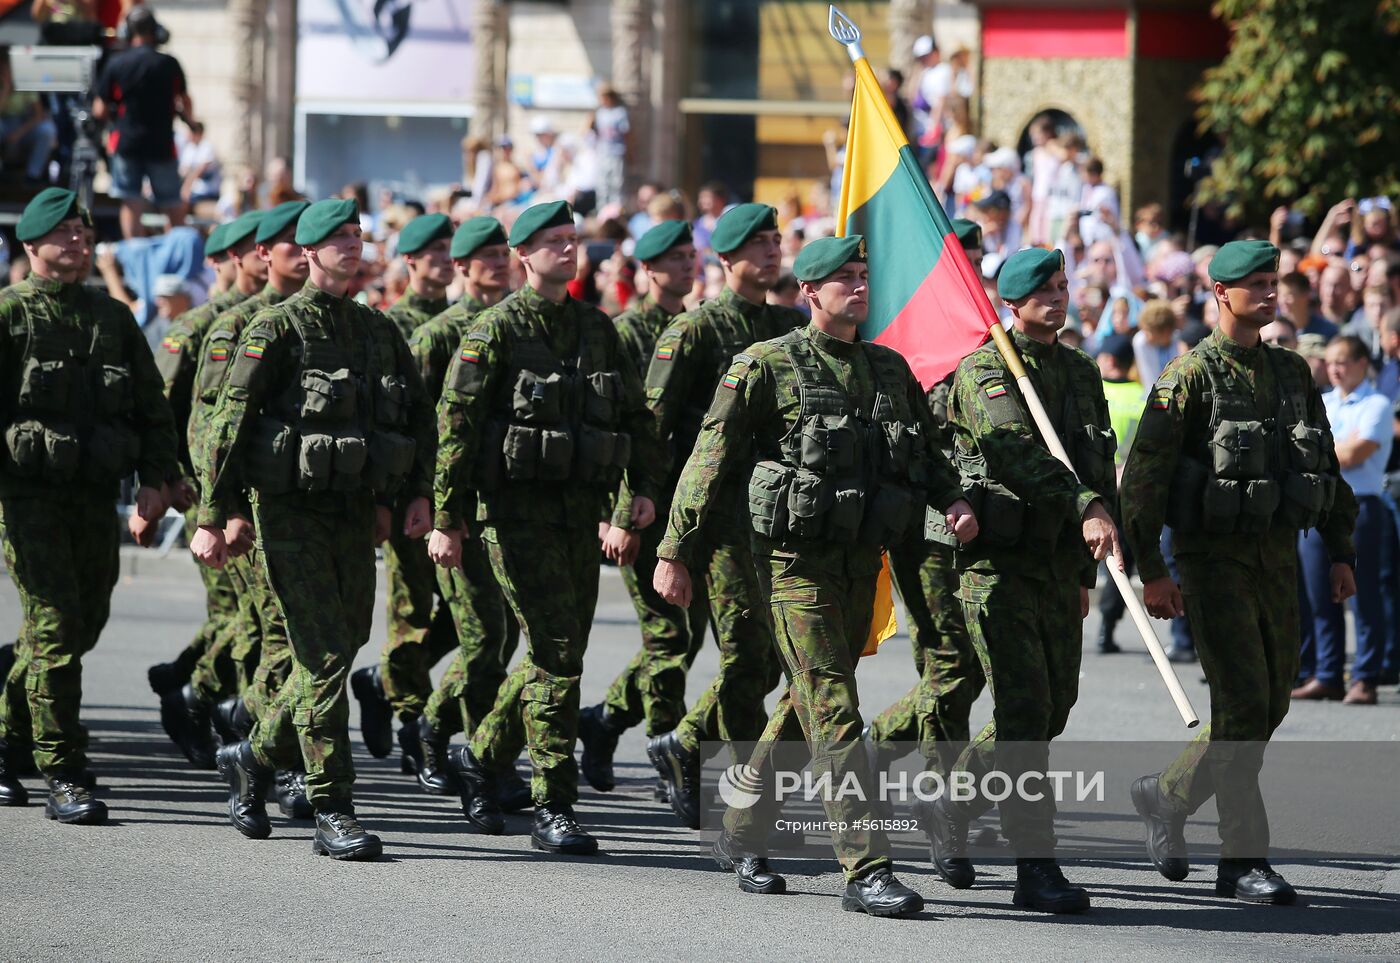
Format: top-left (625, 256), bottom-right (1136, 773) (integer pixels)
top-left (1194, 0), bottom-right (1400, 220)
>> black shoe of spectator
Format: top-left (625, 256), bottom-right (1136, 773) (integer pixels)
top-left (1096, 621), bottom-right (1122, 654)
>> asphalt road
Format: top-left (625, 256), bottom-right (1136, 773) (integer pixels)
top-left (2, 550), bottom-right (1398, 961)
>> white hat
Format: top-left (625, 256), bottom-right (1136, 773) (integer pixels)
top-left (912, 35), bottom-right (937, 58)
top-left (949, 134), bottom-right (978, 158)
top-left (153, 274), bottom-right (188, 298)
top-left (985, 147), bottom-right (1021, 172)
top-left (530, 116), bottom-right (556, 136)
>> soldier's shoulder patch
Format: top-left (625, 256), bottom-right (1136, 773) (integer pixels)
top-left (708, 357), bottom-right (755, 422)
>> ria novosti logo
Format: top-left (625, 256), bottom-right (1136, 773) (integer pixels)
top-left (717, 764), bottom-right (764, 810)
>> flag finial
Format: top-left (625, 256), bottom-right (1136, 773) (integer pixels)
top-left (828, 5), bottom-right (865, 61)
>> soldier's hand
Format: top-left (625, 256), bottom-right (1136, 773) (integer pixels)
top-left (1143, 576), bottom-right (1185, 619)
top-left (374, 505), bottom-right (392, 545)
top-left (190, 524), bottom-right (229, 569)
top-left (428, 527), bottom-right (462, 568)
top-left (169, 478), bottom-right (197, 513)
top-left (1330, 563), bottom-right (1357, 604)
top-left (945, 498), bottom-right (979, 543)
top-left (403, 497), bottom-right (432, 539)
top-left (134, 484), bottom-right (166, 522)
top-left (1081, 501), bottom-right (1123, 567)
top-left (631, 496), bottom-right (657, 530)
top-left (598, 520), bottom-right (612, 544)
top-left (603, 526), bottom-right (642, 567)
top-left (128, 511), bottom-right (158, 548)
top-left (224, 515), bottom-right (255, 558)
top-left (654, 558), bottom-right (692, 608)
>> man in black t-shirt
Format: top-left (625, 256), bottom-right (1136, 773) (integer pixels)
top-left (94, 7), bottom-right (192, 238)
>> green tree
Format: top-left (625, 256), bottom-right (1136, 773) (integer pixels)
top-left (1194, 0), bottom-right (1400, 220)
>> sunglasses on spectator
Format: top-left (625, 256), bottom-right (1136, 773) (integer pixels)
top-left (1358, 197), bottom-right (1393, 215)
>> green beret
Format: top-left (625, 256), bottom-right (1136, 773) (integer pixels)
top-left (710, 202), bottom-right (779, 254)
top-left (952, 218), bottom-right (982, 251)
top-left (1208, 240), bottom-right (1280, 284)
top-left (204, 223), bottom-right (230, 258)
top-left (508, 200), bottom-right (574, 247)
top-left (16, 187), bottom-right (80, 242)
top-left (295, 198), bottom-right (360, 246)
top-left (634, 220), bottom-right (693, 262)
top-left (792, 234), bottom-right (868, 282)
top-left (997, 247), bottom-right (1066, 302)
top-left (398, 213), bottom-right (453, 255)
top-left (255, 200), bottom-right (310, 244)
top-left (219, 210), bottom-right (264, 253)
top-left (451, 216), bottom-right (508, 259)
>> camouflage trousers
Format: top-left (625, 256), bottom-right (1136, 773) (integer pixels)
top-left (469, 521), bottom-right (598, 807)
top-left (248, 495), bottom-right (376, 813)
top-left (947, 569), bottom-right (1082, 856)
top-left (180, 510), bottom-right (243, 704)
top-left (0, 494), bottom-right (118, 776)
top-left (1159, 553), bottom-right (1298, 858)
top-left (380, 522), bottom-right (459, 721)
top-left (224, 544), bottom-right (292, 725)
top-left (604, 517), bottom-right (710, 736)
top-left (423, 530), bottom-right (519, 739)
top-left (673, 529), bottom-right (782, 753)
top-left (871, 541), bottom-right (983, 773)
top-left (724, 555), bottom-right (889, 881)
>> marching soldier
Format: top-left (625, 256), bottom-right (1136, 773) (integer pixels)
top-left (1123, 240), bottom-right (1357, 905)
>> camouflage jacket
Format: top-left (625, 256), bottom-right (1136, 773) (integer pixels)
top-left (385, 287), bottom-right (450, 341)
top-left (1121, 327), bottom-right (1357, 581)
top-left (155, 286), bottom-right (250, 477)
top-left (433, 283), bottom-right (663, 530)
top-left (657, 322), bottom-right (966, 578)
top-left (949, 328), bottom-right (1115, 588)
top-left (609, 293), bottom-right (680, 527)
top-left (409, 292), bottom-right (492, 404)
top-left (196, 282), bottom-right (436, 527)
top-left (0, 274), bottom-right (178, 498)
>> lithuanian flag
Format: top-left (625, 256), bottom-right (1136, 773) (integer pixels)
top-left (837, 56), bottom-right (1000, 387)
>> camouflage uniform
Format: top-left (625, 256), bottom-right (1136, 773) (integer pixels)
top-left (649, 286), bottom-right (807, 752)
top-left (198, 283), bottom-right (436, 813)
top-left (410, 294), bottom-right (518, 740)
top-left (377, 288), bottom-right (455, 723)
top-left (602, 294), bottom-right (709, 735)
top-left (434, 284), bottom-right (662, 806)
top-left (1121, 328), bottom-right (1356, 858)
top-left (0, 275), bottom-right (179, 777)
top-left (944, 330), bottom-right (1117, 856)
top-left (658, 323), bottom-right (966, 879)
top-left (870, 377), bottom-right (983, 773)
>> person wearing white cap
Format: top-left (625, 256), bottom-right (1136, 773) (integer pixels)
top-left (144, 274), bottom-right (193, 354)
top-left (529, 115), bottom-right (560, 195)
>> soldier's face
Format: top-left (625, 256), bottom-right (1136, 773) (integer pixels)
top-left (213, 252), bottom-right (239, 286)
top-left (261, 235), bottom-right (310, 282)
top-left (646, 242), bottom-right (698, 297)
top-left (1217, 271), bottom-right (1277, 326)
top-left (725, 229), bottom-right (782, 289)
top-left (462, 243), bottom-right (511, 292)
top-left (519, 225), bottom-right (579, 284)
top-left (29, 217), bottom-right (86, 273)
top-left (310, 222), bottom-right (364, 281)
top-left (408, 237), bottom-right (455, 288)
top-left (233, 240), bottom-right (268, 282)
top-left (1009, 270), bottom-right (1069, 336)
top-left (806, 263), bottom-right (869, 325)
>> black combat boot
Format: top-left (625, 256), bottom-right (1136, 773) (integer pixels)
top-left (274, 770), bottom-right (314, 819)
top-left (211, 696), bottom-right (253, 746)
top-left (1130, 773), bottom-right (1189, 881)
top-left (398, 715), bottom-right (423, 775)
top-left (577, 703), bottom-right (624, 792)
top-left (647, 731), bottom-right (700, 830)
top-left (5, 740), bottom-right (37, 777)
top-left (1215, 859), bottom-right (1296, 905)
top-left (0, 642), bottom-right (14, 681)
top-left (842, 867), bottom-right (924, 917)
top-left (447, 746), bottom-right (504, 834)
top-left (215, 740), bottom-right (272, 839)
top-left (43, 775), bottom-right (107, 825)
top-left (350, 666), bottom-right (393, 758)
top-left (312, 811), bottom-right (383, 861)
top-left (912, 795), bottom-right (975, 889)
top-left (1095, 619), bottom-right (1122, 654)
top-left (531, 804), bottom-right (598, 855)
top-left (146, 659), bottom-right (190, 697)
top-left (496, 763), bottom-right (533, 812)
top-left (413, 716), bottom-right (456, 796)
top-left (1012, 858), bottom-right (1091, 913)
top-left (159, 683), bottom-right (217, 769)
top-left (0, 739), bottom-right (28, 807)
top-left (712, 831), bottom-right (786, 895)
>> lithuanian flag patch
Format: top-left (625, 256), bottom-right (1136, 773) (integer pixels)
top-left (655, 346), bottom-right (674, 361)
top-left (161, 336), bottom-right (181, 354)
top-left (1151, 392), bottom-right (1171, 410)
top-left (208, 345), bottom-right (229, 362)
top-left (243, 343), bottom-right (265, 360)
top-left (460, 345), bottom-right (481, 364)
top-left (985, 383), bottom-right (1007, 399)
top-left (721, 372), bottom-right (741, 390)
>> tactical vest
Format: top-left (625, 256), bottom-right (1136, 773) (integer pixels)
top-left (945, 350), bottom-right (1116, 549)
top-left (476, 309), bottom-right (631, 491)
top-left (746, 329), bottom-right (927, 548)
top-left (242, 307), bottom-right (417, 496)
top-left (674, 303), bottom-right (775, 462)
top-left (1166, 343), bottom-right (1335, 535)
top-left (1, 285), bottom-right (141, 484)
